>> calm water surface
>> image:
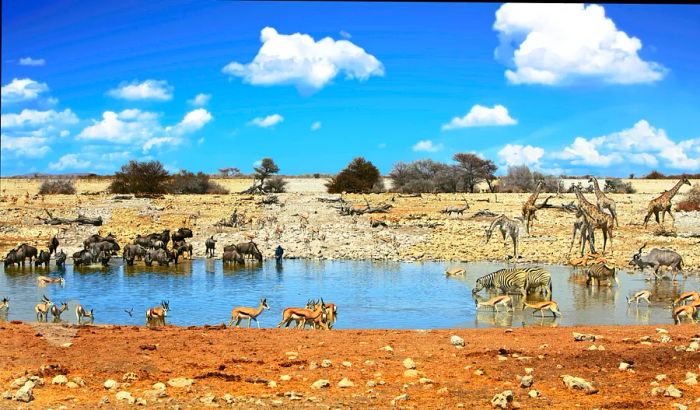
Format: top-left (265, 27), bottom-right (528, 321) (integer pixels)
top-left (1, 259), bottom-right (697, 329)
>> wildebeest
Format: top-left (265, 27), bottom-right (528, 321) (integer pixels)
top-left (146, 230), bottom-right (170, 245)
top-left (171, 228), bottom-right (193, 244)
top-left (144, 249), bottom-right (172, 266)
top-left (4, 244), bottom-right (38, 267)
top-left (48, 236), bottom-right (59, 255)
top-left (629, 243), bottom-right (684, 279)
top-left (174, 242), bottom-right (193, 262)
top-left (3, 249), bottom-right (21, 267)
top-left (233, 242), bottom-right (263, 261)
top-left (18, 244), bottom-right (38, 263)
top-left (223, 250), bottom-right (245, 264)
top-left (122, 244), bottom-right (146, 265)
top-left (205, 236), bottom-right (216, 258)
top-left (73, 249), bottom-right (97, 267)
top-left (89, 240), bottom-right (120, 255)
top-left (98, 250), bottom-right (111, 266)
top-left (133, 235), bottom-right (152, 248)
top-left (55, 250), bottom-right (67, 267)
top-left (34, 250), bottom-right (51, 267)
top-left (83, 233), bottom-right (116, 249)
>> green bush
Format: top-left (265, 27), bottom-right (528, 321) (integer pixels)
top-left (327, 157), bottom-right (382, 193)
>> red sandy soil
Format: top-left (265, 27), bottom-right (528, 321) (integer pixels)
top-left (1, 322), bottom-right (699, 409)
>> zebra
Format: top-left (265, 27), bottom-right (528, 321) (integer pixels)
top-left (522, 267), bottom-right (552, 296)
top-left (586, 263), bottom-right (619, 287)
top-left (472, 268), bottom-right (528, 297)
top-left (485, 214), bottom-right (520, 259)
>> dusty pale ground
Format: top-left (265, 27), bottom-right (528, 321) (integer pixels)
top-left (0, 177), bottom-right (698, 270)
top-left (1, 322), bottom-right (699, 409)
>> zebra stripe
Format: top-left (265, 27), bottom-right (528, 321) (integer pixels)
top-left (586, 263), bottom-right (617, 285)
top-left (522, 267), bottom-right (552, 295)
top-left (473, 268), bottom-right (528, 295)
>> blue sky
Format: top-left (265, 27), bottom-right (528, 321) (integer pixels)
top-left (2, 2), bottom-right (699, 176)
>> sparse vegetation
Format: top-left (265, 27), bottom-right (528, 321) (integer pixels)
top-left (676, 183), bottom-right (700, 212)
top-left (389, 159), bottom-right (458, 193)
top-left (38, 179), bottom-right (76, 195)
top-left (604, 178), bottom-right (636, 194)
top-left (264, 176), bottom-right (287, 193)
top-left (327, 157), bottom-right (383, 193)
top-left (452, 153), bottom-right (498, 193)
top-left (109, 160), bottom-right (170, 194)
top-left (168, 170), bottom-right (229, 194)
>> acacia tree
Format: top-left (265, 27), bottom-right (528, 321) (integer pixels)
top-left (242, 158), bottom-right (284, 193)
top-left (109, 160), bottom-right (170, 194)
top-left (327, 157), bottom-right (382, 193)
top-left (452, 153), bottom-right (498, 193)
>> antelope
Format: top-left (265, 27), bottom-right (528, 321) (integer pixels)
top-left (672, 305), bottom-right (696, 324)
top-left (146, 300), bottom-right (170, 325)
top-left (445, 267), bottom-right (466, 276)
top-left (35, 295), bottom-right (53, 321)
top-left (306, 299), bottom-right (337, 329)
top-left (476, 295), bottom-right (513, 313)
top-left (277, 299), bottom-right (328, 330)
top-left (524, 300), bottom-right (562, 318)
top-left (0, 297), bottom-right (8, 311)
top-left (75, 304), bottom-right (94, 324)
top-left (229, 298), bottom-right (270, 328)
top-left (36, 276), bottom-right (65, 286)
top-left (50, 302), bottom-right (68, 322)
top-left (626, 290), bottom-right (652, 307)
top-left (672, 291), bottom-right (699, 307)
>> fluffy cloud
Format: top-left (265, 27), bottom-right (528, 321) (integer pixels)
top-left (108, 79), bottom-right (173, 101)
top-left (1, 109), bottom-right (78, 129)
top-left (167, 108), bottom-right (213, 136)
top-left (0, 135), bottom-right (50, 158)
top-left (554, 120), bottom-right (700, 170)
top-left (442, 105), bottom-right (517, 130)
top-left (497, 144), bottom-right (545, 167)
top-left (494, 3), bottom-right (666, 85)
top-left (249, 114), bottom-right (284, 128)
top-left (222, 27), bottom-right (384, 92)
top-left (19, 57), bottom-right (46, 66)
top-left (412, 140), bottom-right (443, 153)
top-left (48, 154), bottom-right (91, 171)
top-left (1, 78), bottom-right (50, 104)
top-left (311, 121), bottom-right (322, 131)
top-left (188, 93), bottom-right (211, 106)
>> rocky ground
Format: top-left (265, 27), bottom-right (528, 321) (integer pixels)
top-left (1, 178), bottom-right (699, 270)
top-left (0, 322), bottom-right (699, 409)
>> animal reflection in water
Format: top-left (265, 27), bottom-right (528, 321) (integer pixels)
top-left (472, 292), bottom-right (559, 327)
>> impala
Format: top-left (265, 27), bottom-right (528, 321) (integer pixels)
top-left (305, 299), bottom-right (337, 329)
top-left (35, 295), bottom-right (53, 321)
top-left (146, 300), bottom-right (170, 326)
top-left (672, 291), bottom-right (699, 307)
top-left (75, 304), bottom-right (94, 324)
top-left (476, 295), bottom-right (513, 313)
top-left (50, 302), bottom-right (68, 322)
top-left (229, 298), bottom-right (269, 328)
top-left (278, 299), bottom-right (328, 330)
top-left (626, 290), bottom-right (652, 307)
top-left (36, 275), bottom-right (65, 286)
top-left (523, 300), bottom-right (562, 318)
top-left (672, 305), bottom-right (696, 324)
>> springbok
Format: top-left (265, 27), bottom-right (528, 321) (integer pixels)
top-left (75, 304), bottom-right (94, 324)
top-left (626, 290), bottom-right (652, 307)
top-left (445, 267), bottom-right (466, 276)
top-left (50, 302), bottom-right (68, 322)
top-left (277, 299), bottom-right (328, 330)
top-left (36, 276), bottom-right (65, 286)
top-left (35, 295), bottom-right (53, 321)
top-left (672, 305), bottom-right (696, 324)
top-left (229, 298), bottom-right (270, 328)
top-left (305, 299), bottom-right (338, 329)
top-left (476, 295), bottom-right (513, 313)
top-left (524, 300), bottom-right (562, 318)
top-left (146, 300), bottom-right (170, 326)
top-left (672, 291), bottom-right (699, 307)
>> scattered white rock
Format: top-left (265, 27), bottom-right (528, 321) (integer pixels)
top-left (14, 381), bottom-right (34, 403)
top-left (152, 382), bottom-right (166, 390)
top-left (403, 358), bottom-right (416, 369)
top-left (491, 390), bottom-right (513, 409)
top-left (528, 389), bottom-right (540, 398)
top-left (103, 379), bottom-right (118, 390)
top-left (115, 390), bottom-right (133, 402)
top-left (52, 375), bottom-right (68, 385)
top-left (122, 372), bottom-right (138, 382)
top-left (167, 377), bottom-right (194, 388)
top-left (519, 375), bottom-right (534, 388)
top-left (65, 381), bottom-right (79, 389)
top-left (321, 359), bottom-right (332, 368)
top-left (380, 345), bottom-right (393, 352)
top-left (619, 362), bottom-right (633, 371)
top-left (561, 375), bottom-right (598, 394)
top-left (338, 378), bottom-right (354, 388)
top-left (342, 361), bottom-right (352, 367)
top-left (664, 384), bottom-right (683, 399)
top-left (311, 379), bottom-right (330, 389)
top-left (280, 375), bottom-right (291, 381)
top-left (451, 335), bottom-right (465, 347)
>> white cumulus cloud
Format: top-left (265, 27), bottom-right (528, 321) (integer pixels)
top-left (167, 108), bottom-right (213, 136)
top-left (494, 3), bottom-right (666, 85)
top-left (48, 154), bottom-right (92, 171)
top-left (497, 144), bottom-right (545, 168)
top-left (442, 104), bottom-right (517, 130)
top-left (1, 78), bottom-right (50, 104)
top-left (108, 79), bottom-right (174, 101)
top-left (19, 57), bottom-right (46, 66)
top-left (1, 109), bottom-right (78, 129)
top-left (222, 26), bottom-right (384, 92)
top-left (412, 140), bottom-right (443, 153)
top-left (249, 114), bottom-right (284, 128)
top-left (0, 135), bottom-right (51, 158)
top-left (188, 93), bottom-right (211, 106)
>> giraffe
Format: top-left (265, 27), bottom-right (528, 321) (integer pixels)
top-left (643, 177), bottom-right (691, 228)
top-left (573, 186), bottom-right (614, 254)
top-left (588, 177), bottom-right (619, 227)
top-left (522, 181), bottom-right (544, 235)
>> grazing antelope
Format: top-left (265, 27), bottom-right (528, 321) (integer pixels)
top-left (278, 299), bottom-right (328, 330)
top-left (672, 291), bottom-right (699, 307)
top-left (229, 298), bottom-right (270, 328)
top-left (672, 305), bottom-right (696, 324)
top-left (523, 300), bottom-right (562, 318)
top-left (35, 295), bottom-right (53, 321)
top-left (445, 267), bottom-right (466, 276)
top-left (50, 302), bottom-right (68, 322)
top-left (146, 300), bottom-right (170, 326)
top-left (75, 304), bottom-right (94, 324)
top-left (36, 275), bottom-right (65, 286)
top-left (476, 295), bottom-right (513, 313)
top-left (626, 290), bottom-right (652, 307)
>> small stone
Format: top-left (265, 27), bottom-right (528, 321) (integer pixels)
top-left (364, 360), bottom-right (375, 366)
top-left (561, 375), bottom-right (598, 394)
top-left (520, 375), bottom-right (534, 388)
top-left (656, 374), bottom-right (667, 382)
top-left (268, 380), bottom-right (277, 388)
top-left (280, 375), bottom-right (291, 381)
top-left (337, 378), bottom-right (354, 388)
top-left (2, 391), bottom-right (12, 400)
top-left (99, 396), bottom-right (110, 406)
top-left (438, 387), bottom-right (449, 394)
top-left (404, 369), bottom-right (419, 378)
top-left (660, 335), bottom-right (672, 344)
top-left (199, 393), bottom-right (217, 405)
top-left (619, 362), bottom-right (632, 371)
top-left (664, 384), bottom-right (683, 398)
top-left (14, 381), bottom-right (34, 403)
top-left (491, 390), bottom-right (513, 409)
top-left (366, 380), bottom-right (377, 387)
top-left (222, 394), bottom-right (235, 404)
top-left (342, 361), bottom-right (352, 367)
top-left (419, 377), bottom-right (434, 384)
top-left (403, 358), bottom-right (416, 369)
top-left (524, 368), bottom-right (534, 375)
top-left (103, 379), bottom-right (118, 390)
top-left (61, 342), bottom-right (73, 348)
top-left (122, 372), bottom-right (138, 382)
top-left (167, 377), bottom-right (194, 388)
top-left (391, 393), bottom-right (409, 405)
top-left (573, 332), bottom-right (597, 342)
top-left (451, 335), bottom-right (465, 347)
top-left (673, 404), bottom-right (688, 410)
top-left (143, 389), bottom-right (167, 400)
top-left (65, 382), bottom-right (79, 389)
top-left (71, 377), bottom-right (86, 387)
top-left (321, 359), bottom-right (332, 368)
top-left (52, 375), bottom-right (68, 385)
top-left (152, 382), bottom-right (166, 390)
top-left (115, 390), bottom-right (133, 402)
top-left (309, 361), bottom-right (318, 370)
top-left (135, 398), bottom-right (147, 406)
top-left (311, 379), bottom-right (330, 389)
top-left (380, 345), bottom-right (394, 352)
top-left (474, 369), bottom-right (485, 376)
top-left (656, 328), bottom-right (668, 334)
top-left (528, 390), bottom-right (540, 398)
top-left (11, 377), bottom-right (28, 388)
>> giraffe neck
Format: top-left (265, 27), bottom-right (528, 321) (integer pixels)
top-left (592, 178), bottom-right (604, 198)
top-left (529, 184), bottom-right (542, 204)
top-left (575, 189), bottom-right (601, 219)
top-left (666, 178), bottom-right (686, 200)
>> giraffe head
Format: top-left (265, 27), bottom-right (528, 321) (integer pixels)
top-left (682, 177), bottom-right (691, 186)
